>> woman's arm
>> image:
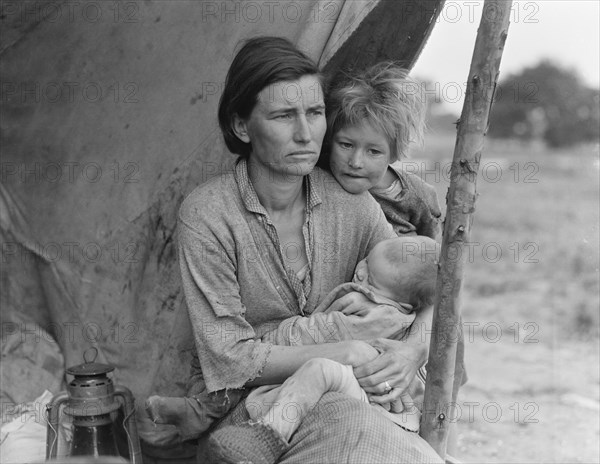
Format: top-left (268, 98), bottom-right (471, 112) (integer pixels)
top-left (246, 340), bottom-right (379, 386)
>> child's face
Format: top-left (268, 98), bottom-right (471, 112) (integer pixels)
top-left (352, 241), bottom-right (398, 300)
top-left (329, 122), bottom-right (391, 194)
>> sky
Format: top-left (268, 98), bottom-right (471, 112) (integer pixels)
top-left (412, 0), bottom-right (600, 113)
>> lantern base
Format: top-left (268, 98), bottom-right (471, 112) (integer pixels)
top-left (71, 414), bottom-right (120, 458)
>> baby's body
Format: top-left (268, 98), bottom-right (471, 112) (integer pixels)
top-left (146, 236), bottom-right (437, 443)
top-left (254, 235), bottom-right (439, 426)
top-left (261, 235), bottom-right (438, 347)
top-left (204, 236), bottom-right (439, 463)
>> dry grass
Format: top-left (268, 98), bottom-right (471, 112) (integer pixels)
top-left (409, 134), bottom-right (600, 463)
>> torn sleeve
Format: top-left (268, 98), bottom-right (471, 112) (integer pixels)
top-left (178, 220), bottom-right (272, 393)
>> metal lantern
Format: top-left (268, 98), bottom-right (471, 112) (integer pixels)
top-left (46, 349), bottom-right (142, 463)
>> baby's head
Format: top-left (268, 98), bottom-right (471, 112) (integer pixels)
top-left (321, 63), bottom-right (426, 194)
top-left (353, 236), bottom-right (439, 310)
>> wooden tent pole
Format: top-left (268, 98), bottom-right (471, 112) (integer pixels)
top-left (419, 0), bottom-right (513, 458)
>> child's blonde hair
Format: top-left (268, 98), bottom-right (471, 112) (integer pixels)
top-left (325, 63), bottom-right (426, 162)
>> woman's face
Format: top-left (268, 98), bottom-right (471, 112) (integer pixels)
top-left (329, 122), bottom-right (391, 194)
top-left (235, 75), bottom-right (326, 179)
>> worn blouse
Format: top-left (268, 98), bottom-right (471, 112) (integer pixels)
top-left (178, 158), bottom-right (395, 393)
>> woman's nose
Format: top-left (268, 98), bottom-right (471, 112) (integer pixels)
top-left (294, 115), bottom-right (311, 144)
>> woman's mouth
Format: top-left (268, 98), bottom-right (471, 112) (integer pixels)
top-left (289, 151), bottom-right (316, 156)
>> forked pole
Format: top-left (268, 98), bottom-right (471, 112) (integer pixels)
top-left (420, 0), bottom-right (513, 458)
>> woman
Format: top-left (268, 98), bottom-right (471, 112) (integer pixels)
top-left (178, 36), bottom-right (442, 462)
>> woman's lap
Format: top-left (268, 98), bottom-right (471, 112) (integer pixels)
top-left (199, 391), bottom-right (443, 464)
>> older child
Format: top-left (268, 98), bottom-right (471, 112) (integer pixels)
top-left (320, 62), bottom-right (442, 239)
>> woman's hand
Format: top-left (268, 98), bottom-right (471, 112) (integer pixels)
top-left (352, 338), bottom-right (426, 411)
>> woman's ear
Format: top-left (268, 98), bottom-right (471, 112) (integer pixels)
top-left (232, 115), bottom-right (251, 143)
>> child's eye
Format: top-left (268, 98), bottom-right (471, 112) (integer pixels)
top-left (338, 141), bottom-right (353, 149)
top-left (368, 149), bottom-right (383, 156)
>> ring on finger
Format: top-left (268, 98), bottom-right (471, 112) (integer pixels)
top-left (384, 380), bottom-right (393, 392)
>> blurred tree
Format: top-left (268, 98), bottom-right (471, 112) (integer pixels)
top-left (415, 78), bottom-right (460, 134)
top-left (488, 60), bottom-right (600, 147)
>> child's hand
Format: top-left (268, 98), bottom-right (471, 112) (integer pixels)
top-left (369, 390), bottom-right (416, 415)
top-left (325, 291), bottom-right (374, 316)
top-left (390, 391), bottom-right (415, 414)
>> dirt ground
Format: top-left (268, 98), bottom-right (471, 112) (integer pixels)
top-left (412, 138), bottom-right (600, 463)
top-left (455, 328), bottom-right (599, 463)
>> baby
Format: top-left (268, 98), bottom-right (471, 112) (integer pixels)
top-left (203, 235), bottom-right (440, 463)
top-left (146, 236), bottom-right (438, 442)
top-left (260, 235), bottom-right (439, 347)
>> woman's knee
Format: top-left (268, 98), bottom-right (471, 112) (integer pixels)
top-left (304, 391), bottom-right (374, 428)
top-left (286, 393), bottom-right (443, 463)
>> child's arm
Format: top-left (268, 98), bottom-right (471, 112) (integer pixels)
top-left (370, 165), bottom-right (442, 240)
top-left (409, 179), bottom-right (442, 240)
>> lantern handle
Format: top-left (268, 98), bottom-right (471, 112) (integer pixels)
top-left (83, 346), bottom-right (99, 364)
top-left (45, 391), bottom-right (70, 460)
top-left (114, 385), bottom-right (143, 464)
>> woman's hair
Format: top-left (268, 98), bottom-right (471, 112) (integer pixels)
top-left (324, 62), bottom-right (426, 163)
top-left (218, 36), bottom-right (322, 158)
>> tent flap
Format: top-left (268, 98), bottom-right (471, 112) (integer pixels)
top-left (0, 0), bottom-right (442, 403)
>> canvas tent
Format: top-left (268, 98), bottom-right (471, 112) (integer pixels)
top-left (0, 0), bottom-right (445, 417)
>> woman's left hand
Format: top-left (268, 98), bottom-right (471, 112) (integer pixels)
top-left (352, 338), bottom-right (425, 411)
